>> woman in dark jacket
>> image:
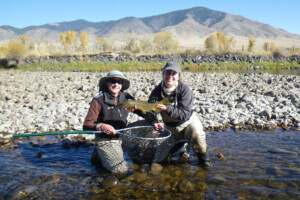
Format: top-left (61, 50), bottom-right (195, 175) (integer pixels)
top-left (83, 70), bottom-right (134, 176)
top-left (148, 61), bottom-right (211, 168)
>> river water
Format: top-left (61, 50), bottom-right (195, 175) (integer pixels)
top-left (0, 129), bottom-right (299, 199)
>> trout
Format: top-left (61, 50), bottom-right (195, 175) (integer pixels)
top-left (120, 98), bottom-right (170, 114)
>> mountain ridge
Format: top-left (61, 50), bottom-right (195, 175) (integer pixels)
top-left (0, 6), bottom-right (299, 50)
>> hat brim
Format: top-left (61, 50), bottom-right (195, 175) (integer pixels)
top-left (99, 76), bottom-right (130, 91)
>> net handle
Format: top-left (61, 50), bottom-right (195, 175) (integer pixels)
top-left (12, 126), bottom-right (171, 140)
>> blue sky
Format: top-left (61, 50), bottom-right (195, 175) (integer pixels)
top-left (1, 0), bottom-right (299, 35)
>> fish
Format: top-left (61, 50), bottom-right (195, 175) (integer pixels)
top-left (120, 98), bottom-right (171, 114)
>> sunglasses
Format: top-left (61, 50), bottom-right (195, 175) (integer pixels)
top-left (109, 79), bottom-right (123, 85)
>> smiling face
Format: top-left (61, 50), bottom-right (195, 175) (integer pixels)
top-left (163, 70), bottom-right (180, 88)
top-left (106, 78), bottom-right (123, 96)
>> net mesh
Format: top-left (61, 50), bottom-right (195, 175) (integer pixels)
top-left (120, 126), bottom-right (174, 164)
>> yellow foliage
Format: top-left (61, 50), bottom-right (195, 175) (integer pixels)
top-left (97, 37), bottom-right (113, 52)
top-left (154, 32), bottom-right (178, 53)
top-left (205, 34), bottom-right (218, 53)
top-left (263, 42), bottom-right (269, 52)
top-left (216, 31), bottom-right (224, 53)
top-left (79, 32), bottom-right (90, 52)
top-left (205, 32), bottom-right (235, 54)
top-left (269, 42), bottom-right (277, 52)
top-left (60, 30), bottom-right (77, 52)
top-left (3, 40), bottom-right (27, 59)
top-left (248, 35), bottom-right (256, 53)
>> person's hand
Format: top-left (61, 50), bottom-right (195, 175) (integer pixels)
top-left (153, 123), bottom-right (164, 131)
top-left (125, 105), bottom-right (137, 112)
top-left (156, 104), bottom-right (167, 111)
top-left (100, 124), bottom-right (117, 135)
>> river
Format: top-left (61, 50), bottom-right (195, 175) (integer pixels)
top-left (0, 129), bottom-right (299, 199)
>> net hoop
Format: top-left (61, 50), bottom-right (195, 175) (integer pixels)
top-left (117, 125), bottom-right (172, 140)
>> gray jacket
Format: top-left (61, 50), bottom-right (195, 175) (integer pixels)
top-left (148, 81), bottom-right (194, 126)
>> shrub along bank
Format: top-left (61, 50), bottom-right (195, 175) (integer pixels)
top-left (0, 53), bottom-right (299, 72)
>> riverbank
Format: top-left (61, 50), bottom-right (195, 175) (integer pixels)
top-left (1, 53), bottom-right (300, 72)
top-left (0, 71), bottom-right (299, 137)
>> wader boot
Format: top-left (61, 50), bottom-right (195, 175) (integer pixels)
top-left (170, 141), bottom-right (190, 161)
top-left (197, 153), bottom-right (211, 169)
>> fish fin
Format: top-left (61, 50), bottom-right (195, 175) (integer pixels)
top-left (160, 98), bottom-right (171, 105)
top-left (141, 109), bottom-right (147, 114)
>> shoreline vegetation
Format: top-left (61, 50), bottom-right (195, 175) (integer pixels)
top-left (1, 61), bottom-right (300, 73)
top-left (0, 53), bottom-right (299, 73)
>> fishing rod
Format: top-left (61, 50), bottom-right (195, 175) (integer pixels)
top-left (11, 126), bottom-right (170, 140)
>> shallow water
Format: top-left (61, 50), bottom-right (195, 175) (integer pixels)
top-left (0, 129), bottom-right (299, 199)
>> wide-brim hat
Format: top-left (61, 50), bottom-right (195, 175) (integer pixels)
top-left (99, 70), bottom-right (130, 91)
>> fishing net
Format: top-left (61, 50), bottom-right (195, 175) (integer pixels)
top-left (120, 126), bottom-right (174, 164)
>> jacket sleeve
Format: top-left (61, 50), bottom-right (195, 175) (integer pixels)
top-left (82, 98), bottom-right (101, 131)
top-left (165, 84), bottom-right (193, 121)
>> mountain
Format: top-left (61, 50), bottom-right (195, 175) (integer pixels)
top-left (0, 7), bottom-right (299, 49)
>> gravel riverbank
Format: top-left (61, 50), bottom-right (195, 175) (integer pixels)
top-left (0, 71), bottom-right (299, 137)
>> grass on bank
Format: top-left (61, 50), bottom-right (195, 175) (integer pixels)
top-left (1, 60), bottom-right (299, 72)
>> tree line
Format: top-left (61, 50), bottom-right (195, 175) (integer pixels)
top-left (0, 30), bottom-right (296, 60)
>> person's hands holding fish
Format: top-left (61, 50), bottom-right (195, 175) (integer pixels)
top-left (155, 104), bottom-right (167, 111)
top-left (126, 105), bottom-right (137, 112)
top-left (100, 124), bottom-right (117, 135)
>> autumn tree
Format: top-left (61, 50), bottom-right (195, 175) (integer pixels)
top-left (79, 32), bottom-right (90, 53)
top-left (123, 34), bottom-right (140, 54)
top-left (153, 32), bottom-right (178, 54)
top-left (224, 36), bottom-right (236, 53)
top-left (97, 37), bottom-right (113, 52)
top-left (3, 40), bottom-right (27, 59)
top-left (60, 31), bottom-right (77, 53)
top-left (263, 42), bottom-right (269, 52)
top-left (19, 35), bottom-right (35, 53)
top-left (205, 32), bottom-right (235, 54)
top-left (216, 31), bottom-right (225, 53)
top-left (140, 39), bottom-right (153, 54)
top-left (204, 34), bottom-right (218, 53)
top-left (269, 41), bottom-right (277, 52)
top-left (248, 35), bottom-right (256, 53)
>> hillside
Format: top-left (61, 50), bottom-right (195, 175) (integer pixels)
top-left (0, 7), bottom-right (299, 50)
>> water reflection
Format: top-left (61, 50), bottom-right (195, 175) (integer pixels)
top-left (0, 129), bottom-right (299, 199)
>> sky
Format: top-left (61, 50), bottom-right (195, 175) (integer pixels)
top-left (1, 0), bottom-right (299, 35)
